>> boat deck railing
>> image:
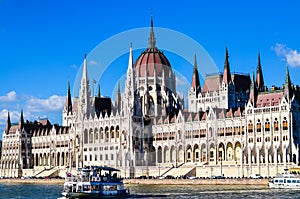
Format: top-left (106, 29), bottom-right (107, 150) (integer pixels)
top-left (65, 175), bottom-right (123, 183)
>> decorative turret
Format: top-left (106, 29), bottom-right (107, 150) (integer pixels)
top-left (222, 48), bottom-right (232, 84)
top-left (65, 81), bottom-right (73, 115)
top-left (284, 65), bottom-right (293, 100)
top-left (191, 53), bottom-right (201, 95)
top-left (5, 111), bottom-right (11, 134)
top-left (256, 53), bottom-right (264, 91)
top-left (250, 71), bottom-right (258, 107)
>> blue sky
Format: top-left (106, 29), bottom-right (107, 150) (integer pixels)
top-left (0, 0), bottom-right (300, 138)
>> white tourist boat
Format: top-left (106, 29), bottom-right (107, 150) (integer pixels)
top-left (268, 169), bottom-right (300, 188)
top-left (58, 166), bottom-right (130, 199)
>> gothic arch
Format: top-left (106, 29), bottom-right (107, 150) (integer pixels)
top-left (170, 145), bottom-right (175, 162)
top-left (164, 146), bottom-right (170, 163)
top-left (89, 128), bottom-right (93, 144)
top-left (105, 126), bottom-right (109, 142)
top-left (209, 143), bottom-right (215, 162)
top-left (84, 129), bottom-right (88, 144)
top-left (100, 127), bottom-right (104, 143)
top-left (193, 144), bottom-right (200, 162)
top-left (186, 144), bottom-right (192, 162)
top-left (218, 142), bottom-right (225, 161)
top-left (178, 145), bottom-right (184, 163)
top-left (116, 126), bottom-right (120, 140)
top-left (157, 146), bottom-right (162, 163)
top-left (226, 142), bottom-right (233, 161)
top-left (110, 126), bottom-right (115, 142)
top-left (234, 141), bottom-right (242, 161)
top-left (201, 143), bottom-right (206, 162)
top-left (94, 128), bottom-right (99, 143)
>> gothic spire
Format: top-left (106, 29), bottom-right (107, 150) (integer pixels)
top-left (79, 53), bottom-right (91, 119)
top-left (19, 109), bottom-right (24, 130)
top-left (97, 84), bottom-right (101, 98)
top-left (115, 81), bottom-right (121, 111)
top-left (83, 54), bottom-right (88, 82)
top-left (284, 65), bottom-right (293, 99)
top-left (250, 71), bottom-right (257, 107)
top-left (222, 47), bottom-right (231, 84)
top-left (191, 53), bottom-right (201, 95)
top-left (5, 111), bottom-right (11, 134)
top-left (256, 53), bottom-right (264, 91)
top-left (148, 16), bottom-right (156, 48)
top-left (128, 42), bottom-right (134, 69)
top-left (65, 81), bottom-right (73, 115)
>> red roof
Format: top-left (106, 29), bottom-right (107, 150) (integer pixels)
top-left (202, 74), bottom-right (222, 93)
top-left (256, 92), bottom-right (283, 108)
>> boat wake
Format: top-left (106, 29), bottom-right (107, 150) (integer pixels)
top-left (128, 194), bottom-right (168, 198)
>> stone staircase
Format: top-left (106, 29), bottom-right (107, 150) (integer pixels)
top-left (35, 167), bottom-right (58, 178)
top-left (163, 163), bottom-right (196, 177)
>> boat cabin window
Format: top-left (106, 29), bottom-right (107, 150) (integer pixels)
top-left (287, 180), bottom-right (291, 183)
top-left (279, 180), bottom-right (283, 183)
top-left (297, 180), bottom-right (300, 183)
top-left (103, 185), bottom-right (117, 191)
top-left (274, 179), bottom-right (278, 183)
top-left (91, 185), bottom-right (100, 191)
top-left (292, 180), bottom-right (296, 183)
top-left (83, 185), bottom-right (91, 191)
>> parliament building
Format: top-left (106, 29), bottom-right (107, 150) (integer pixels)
top-left (1, 19), bottom-right (300, 178)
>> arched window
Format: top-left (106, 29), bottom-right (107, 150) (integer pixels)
top-left (84, 130), bottom-right (88, 144)
top-left (256, 119), bottom-right (261, 132)
top-left (274, 118), bottom-right (279, 131)
top-left (248, 121), bottom-right (253, 133)
top-left (283, 117), bottom-right (288, 130)
top-left (265, 119), bottom-right (270, 131)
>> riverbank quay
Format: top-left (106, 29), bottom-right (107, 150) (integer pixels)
top-left (0, 178), bottom-right (64, 185)
top-left (0, 178), bottom-right (268, 185)
top-left (123, 178), bottom-right (269, 185)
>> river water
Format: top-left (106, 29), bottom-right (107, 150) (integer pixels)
top-left (0, 183), bottom-right (299, 199)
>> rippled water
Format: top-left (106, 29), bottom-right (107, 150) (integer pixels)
top-left (0, 183), bottom-right (300, 199)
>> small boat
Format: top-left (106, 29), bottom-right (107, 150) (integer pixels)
top-left (59, 166), bottom-right (130, 199)
top-left (268, 169), bottom-right (300, 188)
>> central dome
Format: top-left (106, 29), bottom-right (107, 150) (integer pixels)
top-left (135, 47), bottom-right (171, 77)
top-left (134, 18), bottom-right (172, 77)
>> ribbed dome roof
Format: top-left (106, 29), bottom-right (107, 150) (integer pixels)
top-left (135, 47), bottom-right (171, 77)
top-left (134, 17), bottom-right (172, 77)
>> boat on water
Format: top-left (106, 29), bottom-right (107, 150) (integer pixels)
top-left (58, 166), bottom-right (130, 199)
top-left (268, 169), bottom-right (300, 188)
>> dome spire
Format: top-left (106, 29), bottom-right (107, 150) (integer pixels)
top-left (148, 16), bottom-right (156, 48)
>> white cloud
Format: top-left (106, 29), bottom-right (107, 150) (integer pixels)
top-left (273, 43), bottom-right (300, 67)
top-left (70, 64), bottom-right (78, 70)
top-left (89, 60), bottom-right (98, 66)
top-left (0, 91), bottom-right (17, 102)
top-left (26, 95), bottom-right (65, 112)
top-left (0, 109), bottom-right (20, 125)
